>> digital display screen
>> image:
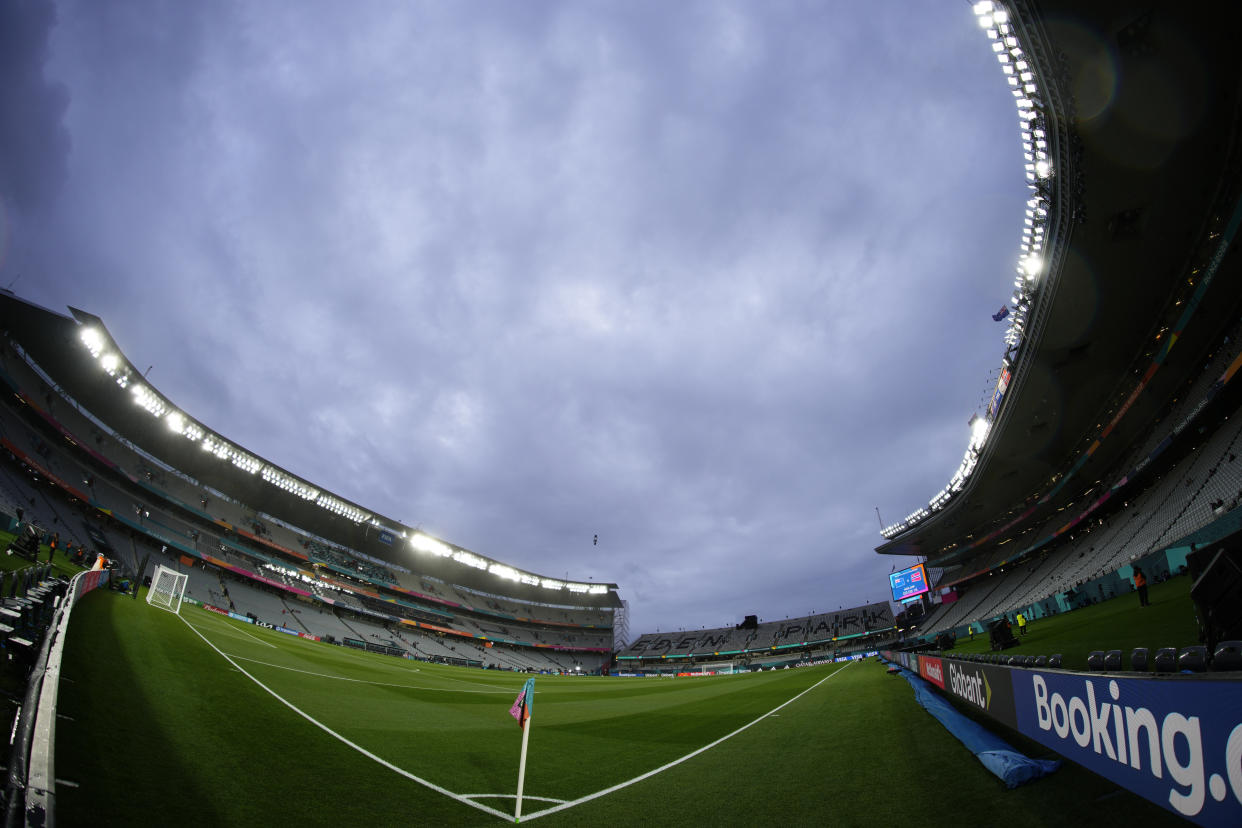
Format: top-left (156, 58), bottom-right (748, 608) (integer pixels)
top-left (889, 563), bottom-right (929, 602)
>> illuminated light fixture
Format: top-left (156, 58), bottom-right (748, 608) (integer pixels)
top-left (166, 411), bottom-right (185, 433)
top-left (973, 0), bottom-right (995, 14)
top-left (410, 533), bottom-right (453, 557)
top-left (1022, 254), bottom-right (1043, 278)
top-left (80, 327), bottom-right (105, 357)
top-left (992, 9), bottom-right (1009, 24)
top-left (100, 353), bottom-right (120, 373)
top-left (1034, 159), bottom-right (1052, 178)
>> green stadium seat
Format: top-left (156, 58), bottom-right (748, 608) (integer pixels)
top-left (1211, 640), bottom-right (1242, 671)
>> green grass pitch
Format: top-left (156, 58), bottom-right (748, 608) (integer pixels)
top-left (51, 586), bottom-right (1188, 827)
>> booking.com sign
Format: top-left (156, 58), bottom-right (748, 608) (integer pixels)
top-left (1012, 671), bottom-right (1242, 826)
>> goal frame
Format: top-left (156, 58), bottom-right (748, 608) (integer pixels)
top-left (146, 564), bottom-right (188, 614)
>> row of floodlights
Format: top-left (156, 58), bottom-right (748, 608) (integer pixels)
top-left (883, 417), bottom-right (989, 536)
top-left (78, 326), bottom-right (606, 595)
top-left (408, 532), bottom-right (607, 594)
top-left (882, 2), bottom-right (1056, 540)
top-left (82, 326), bottom-right (375, 524)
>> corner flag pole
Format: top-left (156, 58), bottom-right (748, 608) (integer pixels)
top-left (511, 677), bottom-right (535, 822)
top-left (515, 708), bottom-right (532, 821)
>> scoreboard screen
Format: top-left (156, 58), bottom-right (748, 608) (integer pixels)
top-left (889, 563), bottom-right (929, 602)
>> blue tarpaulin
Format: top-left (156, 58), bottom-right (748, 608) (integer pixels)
top-left (893, 662), bottom-right (1060, 788)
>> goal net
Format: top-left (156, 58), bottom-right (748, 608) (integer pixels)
top-left (146, 564), bottom-right (188, 614)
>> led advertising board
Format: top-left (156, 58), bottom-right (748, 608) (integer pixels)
top-left (889, 563), bottom-right (929, 602)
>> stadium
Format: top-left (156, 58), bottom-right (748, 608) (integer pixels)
top-left (0, 1), bottom-right (1240, 826)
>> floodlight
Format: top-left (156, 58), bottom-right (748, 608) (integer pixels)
top-left (1034, 159), bottom-right (1051, 178)
top-left (993, 9), bottom-right (1009, 24)
top-left (1023, 255), bottom-right (1043, 277)
top-left (166, 411), bottom-right (185, 433)
top-left (100, 353), bottom-right (120, 373)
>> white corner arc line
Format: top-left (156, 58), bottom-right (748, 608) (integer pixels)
top-left (520, 661), bottom-right (854, 823)
top-left (178, 614), bottom-right (512, 821)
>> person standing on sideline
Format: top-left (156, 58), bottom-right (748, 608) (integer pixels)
top-left (1133, 566), bottom-right (1149, 607)
top-left (1016, 612), bottom-right (1027, 635)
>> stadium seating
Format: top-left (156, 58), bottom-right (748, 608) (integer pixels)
top-left (1103, 650), bottom-right (1122, 671)
top-left (1086, 650), bottom-right (1105, 671)
top-left (1130, 647), bottom-right (1148, 671)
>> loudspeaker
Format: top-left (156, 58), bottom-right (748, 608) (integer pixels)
top-left (1190, 544), bottom-right (1242, 652)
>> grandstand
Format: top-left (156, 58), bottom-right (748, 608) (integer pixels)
top-left (618, 602), bottom-right (894, 672)
top-left (0, 295), bottom-right (620, 674)
top-left (0, 1), bottom-right (1239, 825)
top-left (871, 1), bottom-right (1242, 655)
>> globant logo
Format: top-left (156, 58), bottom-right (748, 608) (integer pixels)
top-left (949, 662), bottom-right (990, 711)
top-left (1030, 675), bottom-right (1242, 820)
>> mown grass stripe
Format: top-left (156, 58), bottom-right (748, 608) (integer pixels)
top-left (178, 612), bottom-right (514, 821)
top-left (521, 661), bottom-right (854, 823)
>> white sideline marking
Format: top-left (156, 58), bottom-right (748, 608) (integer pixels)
top-left (520, 661), bottom-right (855, 823)
top-left (178, 614), bottom-right (513, 821)
top-left (185, 611), bottom-right (851, 824)
top-left (224, 654), bottom-right (511, 693)
top-left (185, 618), bottom-right (277, 649)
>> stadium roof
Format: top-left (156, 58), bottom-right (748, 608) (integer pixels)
top-left (0, 293), bottom-right (621, 607)
top-left (877, 3), bottom-right (1242, 567)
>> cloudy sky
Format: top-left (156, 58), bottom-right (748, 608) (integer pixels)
top-left (2, 0), bottom-right (1027, 635)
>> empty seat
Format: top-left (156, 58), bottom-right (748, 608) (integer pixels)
top-left (1131, 647), bottom-right (1149, 671)
top-left (1153, 647), bottom-right (1178, 673)
top-left (1087, 650), bottom-right (1105, 671)
top-left (1048, 654), bottom-right (1062, 668)
top-left (1034, 655), bottom-right (1048, 668)
top-left (1104, 650), bottom-right (1122, 671)
top-left (1178, 646), bottom-right (1208, 673)
top-left (1212, 641), bottom-right (1242, 671)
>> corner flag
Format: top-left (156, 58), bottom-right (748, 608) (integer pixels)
top-left (511, 678), bottom-right (536, 821)
top-left (509, 678), bottom-right (534, 728)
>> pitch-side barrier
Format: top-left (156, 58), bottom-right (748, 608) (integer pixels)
top-left (6, 569), bottom-right (110, 828)
top-left (881, 649), bottom-right (1242, 827)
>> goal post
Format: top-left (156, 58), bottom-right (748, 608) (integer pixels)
top-left (146, 564), bottom-right (188, 614)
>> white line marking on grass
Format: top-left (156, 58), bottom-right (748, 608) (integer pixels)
top-left (178, 614), bottom-right (514, 822)
top-left (185, 619), bottom-right (277, 649)
top-left (224, 654), bottom-right (512, 693)
top-left (520, 661), bottom-right (855, 823)
top-left (463, 794), bottom-right (567, 804)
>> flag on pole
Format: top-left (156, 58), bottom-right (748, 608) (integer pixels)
top-left (509, 678), bottom-right (534, 729)
top-left (992, 305), bottom-right (1010, 322)
top-left (511, 678), bottom-right (536, 821)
